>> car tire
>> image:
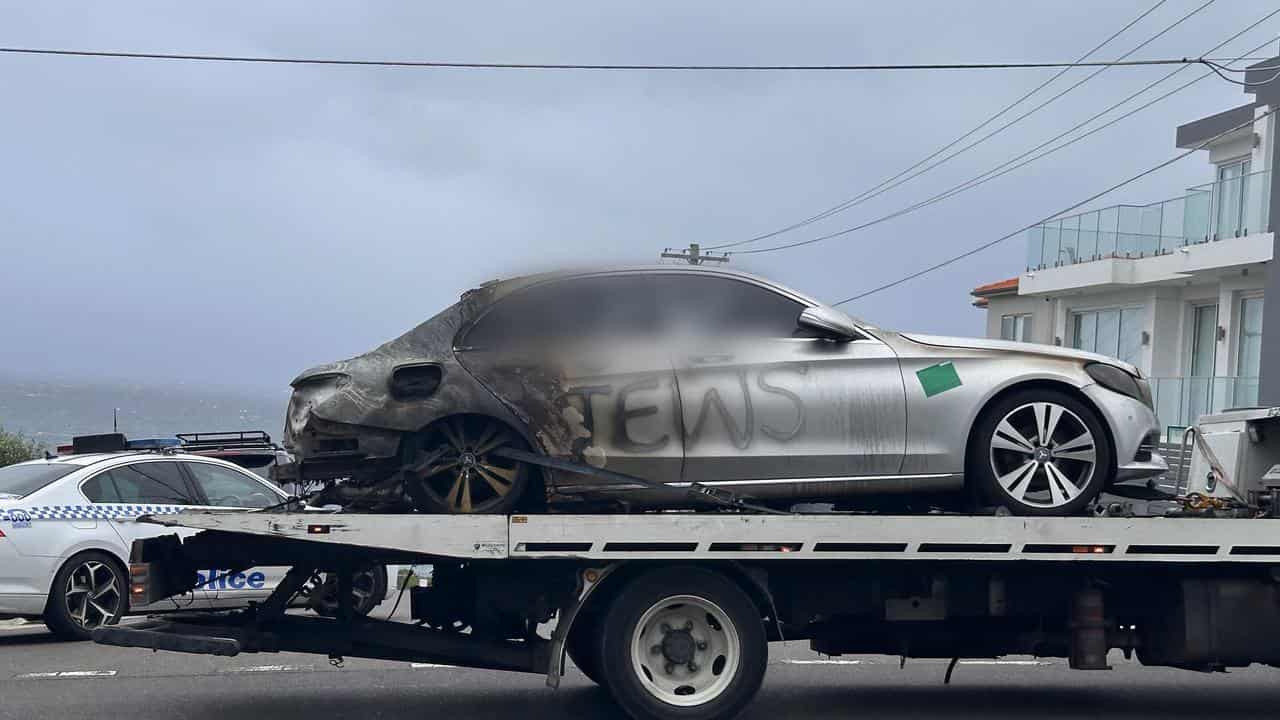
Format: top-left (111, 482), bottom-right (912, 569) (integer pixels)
top-left (969, 388), bottom-right (1113, 516)
top-left (598, 567), bottom-right (767, 720)
top-left (567, 611), bottom-right (605, 686)
top-left (44, 552), bottom-right (128, 641)
top-left (305, 565), bottom-right (389, 618)
top-left (405, 416), bottom-right (532, 515)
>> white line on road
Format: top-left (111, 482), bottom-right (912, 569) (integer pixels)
top-left (410, 663), bottom-right (453, 669)
top-left (780, 658), bottom-right (1054, 667)
top-left (223, 665), bottom-right (310, 674)
top-left (16, 670), bottom-right (118, 679)
top-left (781, 659), bottom-right (872, 665)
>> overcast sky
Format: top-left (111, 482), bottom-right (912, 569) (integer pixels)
top-left (0, 1), bottom-right (1276, 393)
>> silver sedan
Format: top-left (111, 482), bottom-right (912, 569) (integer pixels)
top-left (284, 266), bottom-right (1165, 515)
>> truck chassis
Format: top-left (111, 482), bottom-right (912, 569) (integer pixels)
top-left (96, 511), bottom-right (1280, 720)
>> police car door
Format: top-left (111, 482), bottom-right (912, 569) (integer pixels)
top-left (80, 459), bottom-right (220, 609)
top-left (179, 460), bottom-right (286, 602)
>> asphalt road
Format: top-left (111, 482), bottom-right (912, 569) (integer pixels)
top-left (1, 617), bottom-right (1278, 720)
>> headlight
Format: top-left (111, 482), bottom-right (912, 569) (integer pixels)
top-left (1085, 362), bottom-right (1152, 408)
top-left (390, 363), bottom-right (443, 400)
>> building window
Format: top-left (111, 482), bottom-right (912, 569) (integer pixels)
top-left (1071, 307), bottom-right (1144, 366)
top-left (1214, 158), bottom-right (1251, 240)
top-left (1000, 314), bottom-right (1033, 342)
top-left (1233, 296), bottom-right (1264, 407)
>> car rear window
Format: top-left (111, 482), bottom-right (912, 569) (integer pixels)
top-left (0, 463), bottom-right (79, 499)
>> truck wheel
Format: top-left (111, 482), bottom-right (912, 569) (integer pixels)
top-left (567, 612), bottom-right (605, 686)
top-left (45, 552), bottom-right (127, 641)
top-left (598, 567), bottom-right (767, 720)
top-left (969, 388), bottom-right (1112, 516)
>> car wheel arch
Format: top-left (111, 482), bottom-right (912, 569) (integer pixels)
top-left (963, 378), bottom-right (1118, 489)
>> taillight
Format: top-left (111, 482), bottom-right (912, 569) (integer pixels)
top-left (0, 529), bottom-right (6, 538)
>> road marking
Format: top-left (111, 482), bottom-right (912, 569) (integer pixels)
top-left (779, 658), bottom-right (1053, 667)
top-left (410, 663), bottom-right (451, 669)
top-left (16, 670), bottom-right (118, 679)
top-left (223, 665), bottom-right (310, 674)
top-left (781, 659), bottom-right (871, 665)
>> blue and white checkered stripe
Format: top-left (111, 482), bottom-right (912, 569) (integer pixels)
top-left (1, 504), bottom-right (187, 521)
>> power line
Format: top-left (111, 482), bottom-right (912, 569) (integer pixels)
top-left (832, 104), bottom-right (1278, 306)
top-left (1203, 58), bottom-right (1280, 86)
top-left (0, 45), bottom-right (1253, 72)
top-left (708, 0), bottom-right (1213, 251)
top-left (732, 10), bottom-right (1280, 257)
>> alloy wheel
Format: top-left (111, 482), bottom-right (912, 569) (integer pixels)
top-left (64, 561), bottom-right (122, 630)
top-left (988, 401), bottom-right (1098, 510)
top-left (628, 595), bottom-right (741, 707)
top-left (409, 417), bottom-right (526, 513)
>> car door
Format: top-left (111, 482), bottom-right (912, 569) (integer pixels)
top-left (179, 460), bottom-right (288, 603)
top-left (80, 459), bottom-right (220, 609)
top-left (455, 273), bottom-right (683, 486)
top-left (656, 273), bottom-right (906, 492)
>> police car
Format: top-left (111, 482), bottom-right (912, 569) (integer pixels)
top-left (0, 433), bottom-right (386, 639)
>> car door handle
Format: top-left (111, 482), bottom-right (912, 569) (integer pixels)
top-left (687, 353), bottom-right (734, 365)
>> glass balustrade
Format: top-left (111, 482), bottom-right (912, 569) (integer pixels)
top-left (1149, 375), bottom-right (1261, 434)
top-left (1025, 170), bottom-right (1270, 270)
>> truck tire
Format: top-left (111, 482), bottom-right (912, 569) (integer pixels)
top-left (598, 567), bottom-right (767, 720)
top-left (567, 611), bottom-right (605, 686)
top-left (969, 388), bottom-right (1113, 516)
top-left (45, 552), bottom-right (128, 641)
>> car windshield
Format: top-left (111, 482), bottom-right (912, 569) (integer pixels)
top-left (0, 463), bottom-right (79, 499)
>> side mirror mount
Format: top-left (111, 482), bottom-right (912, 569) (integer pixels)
top-left (798, 306), bottom-right (861, 341)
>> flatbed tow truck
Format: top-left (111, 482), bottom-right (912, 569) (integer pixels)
top-left (92, 502), bottom-right (1280, 720)
top-left (85, 407), bottom-right (1280, 720)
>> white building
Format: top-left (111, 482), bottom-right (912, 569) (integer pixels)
top-left (974, 57), bottom-right (1278, 438)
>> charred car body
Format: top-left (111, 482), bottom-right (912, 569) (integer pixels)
top-left (283, 267), bottom-right (1165, 515)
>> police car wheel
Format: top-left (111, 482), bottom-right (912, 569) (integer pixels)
top-left (46, 551), bottom-right (127, 641)
top-left (305, 566), bottom-right (388, 618)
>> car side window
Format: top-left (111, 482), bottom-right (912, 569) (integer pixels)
top-left (91, 462), bottom-right (197, 505)
top-left (185, 462), bottom-right (277, 509)
top-left (81, 473), bottom-right (120, 503)
top-left (463, 275), bottom-right (656, 350)
top-left (653, 275), bottom-right (809, 338)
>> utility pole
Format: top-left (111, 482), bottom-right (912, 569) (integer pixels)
top-left (660, 243), bottom-right (729, 265)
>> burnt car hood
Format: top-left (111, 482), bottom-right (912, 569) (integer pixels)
top-left (897, 332), bottom-right (1141, 376)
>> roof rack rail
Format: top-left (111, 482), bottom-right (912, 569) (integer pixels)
top-left (176, 431), bottom-right (274, 450)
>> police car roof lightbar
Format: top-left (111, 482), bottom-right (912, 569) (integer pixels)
top-left (65, 433), bottom-right (182, 455)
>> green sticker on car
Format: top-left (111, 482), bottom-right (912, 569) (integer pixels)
top-left (917, 361), bottom-right (962, 398)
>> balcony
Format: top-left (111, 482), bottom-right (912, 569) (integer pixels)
top-left (1025, 169), bottom-right (1271, 271)
top-left (1149, 375), bottom-right (1260, 438)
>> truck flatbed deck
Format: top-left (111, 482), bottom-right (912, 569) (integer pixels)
top-left (141, 510), bottom-right (1280, 563)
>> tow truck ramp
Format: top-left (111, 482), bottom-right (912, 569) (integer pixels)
top-left (95, 511), bottom-right (1280, 720)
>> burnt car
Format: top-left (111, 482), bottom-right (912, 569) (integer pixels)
top-left (283, 266), bottom-right (1165, 516)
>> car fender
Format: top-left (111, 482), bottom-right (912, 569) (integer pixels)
top-left (896, 351), bottom-right (1092, 475)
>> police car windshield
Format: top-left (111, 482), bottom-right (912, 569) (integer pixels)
top-left (0, 463), bottom-right (79, 499)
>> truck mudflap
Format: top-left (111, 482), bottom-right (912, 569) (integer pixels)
top-left (92, 610), bottom-right (552, 674)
